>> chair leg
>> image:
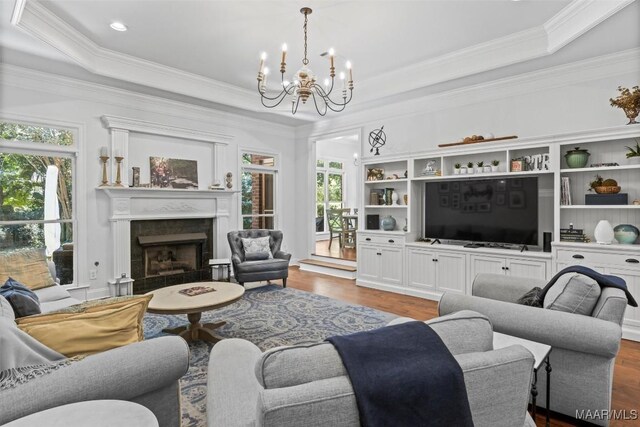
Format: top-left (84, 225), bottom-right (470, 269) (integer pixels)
top-left (282, 278), bottom-right (287, 288)
top-left (329, 233), bottom-right (333, 250)
top-left (239, 282), bottom-right (244, 287)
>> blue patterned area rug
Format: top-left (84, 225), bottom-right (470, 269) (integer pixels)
top-left (143, 284), bottom-right (395, 427)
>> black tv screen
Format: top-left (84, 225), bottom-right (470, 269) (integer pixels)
top-left (424, 177), bottom-right (538, 245)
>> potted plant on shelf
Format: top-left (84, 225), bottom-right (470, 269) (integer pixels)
top-left (626, 139), bottom-right (640, 160)
top-left (466, 161), bottom-right (474, 174)
top-left (491, 160), bottom-right (500, 172)
top-left (476, 161), bottom-right (484, 174)
top-left (454, 163), bottom-right (461, 175)
top-left (610, 86), bottom-right (640, 125)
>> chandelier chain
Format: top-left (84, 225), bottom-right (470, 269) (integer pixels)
top-left (302, 11), bottom-right (309, 65)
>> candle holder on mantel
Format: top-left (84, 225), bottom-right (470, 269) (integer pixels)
top-left (99, 156), bottom-right (110, 186)
top-left (113, 156), bottom-right (125, 187)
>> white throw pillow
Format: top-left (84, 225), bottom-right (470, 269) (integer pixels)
top-left (241, 236), bottom-right (273, 259)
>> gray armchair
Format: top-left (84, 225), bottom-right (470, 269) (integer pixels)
top-left (227, 230), bottom-right (291, 287)
top-left (207, 310), bottom-right (536, 427)
top-left (439, 273), bottom-right (628, 426)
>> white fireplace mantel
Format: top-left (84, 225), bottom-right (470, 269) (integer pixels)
top-left (97, 187), bottom-right (238, 294)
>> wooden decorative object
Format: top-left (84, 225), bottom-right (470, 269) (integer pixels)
top-left (99, 156), bottom-right (110, 186)
top-left (114, 156), bottom-right (124, 187)
top-left (439, 135), bottom-right (518, 148)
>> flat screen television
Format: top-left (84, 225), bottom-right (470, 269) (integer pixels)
top-left (424, 177), bottom-right (538, 246)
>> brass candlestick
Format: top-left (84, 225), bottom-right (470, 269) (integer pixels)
top-left (114, 156), bottom-right (124, 187)
top-left (99, 156), bottom-right (110, 186)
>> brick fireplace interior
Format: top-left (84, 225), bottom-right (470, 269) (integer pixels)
top-left (131, 218), bottom-right (214, 293)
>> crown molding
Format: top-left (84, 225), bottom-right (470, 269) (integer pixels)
top-left (13, 0), bottom-right (260, 112)
top-left (100, 115), bottom-right (233, 144)
top-left (0, 63), bottom-right (295, 138)
top-left (9, 0), bottom-right (635, 118)
top-left (297, 48), bottom-right (640, 138)
top-left (544, 0), bottom-right (635, 53)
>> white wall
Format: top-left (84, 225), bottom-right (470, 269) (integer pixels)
top-left (0, 65), bottom-right (296, 298)
top-left (294, 48), bottom-right (640, 257)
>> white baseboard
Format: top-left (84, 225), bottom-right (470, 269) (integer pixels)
top-left (299, 263), bottom-right (356, 280)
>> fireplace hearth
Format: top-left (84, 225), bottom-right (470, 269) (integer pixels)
top-left (131, 219), bottom-right (214, 293)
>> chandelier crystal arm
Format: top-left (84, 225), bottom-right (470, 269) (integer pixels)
top-left (314, 84), bottom-right (353, 108)
top-left (310, 91), bottom-right (328, 116)
top-left (312, 86), bottom-right (348, 113)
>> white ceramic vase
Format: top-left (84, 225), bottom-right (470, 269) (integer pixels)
top-left (594, 220), bottom-right (615, 244)
top-left (391, 191), bottom-right (399, 205)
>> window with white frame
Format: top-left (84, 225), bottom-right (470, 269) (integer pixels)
top-left (315, 159), bottom-right (345, 233)
top-left (0, 121), bottom-right (77, 284)
top-left (241, 152), bottom-right (278, 230)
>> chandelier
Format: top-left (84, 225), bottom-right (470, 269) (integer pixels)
top-left (257, 7), bottom-right (354, 116)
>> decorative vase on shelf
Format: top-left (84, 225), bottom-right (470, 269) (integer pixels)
top-left (391, 191), bottom-right (399, 205)
top-left (453, 168), bottom-right (460, 175)
top-left (384, 188), bottom-right (394, 206)
top-left (491, 165), bottom-right (499, 172)
top-left (614, 224), bottom-right (640, 244)
top-left (403, 218), bottom-right (408, 232)
top-left (403, 194), bottom-right (408, 205)
top-left (483, 166), bottom-right (492, 173)
top-left (381, 215), bottom-right (396, 231)
top-left (594, 220), bottom-right (615, 244)
top-left (564, 147), bottom-right (590, 168)
top-left (460, 167), bottom-right (467, 175)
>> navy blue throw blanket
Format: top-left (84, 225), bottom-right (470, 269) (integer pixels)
top-left (540, 265), bottom-right (637, 307)
top-left (327, 321), bottom-right (474, 427)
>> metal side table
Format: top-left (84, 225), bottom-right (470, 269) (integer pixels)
top-left (493, 332), bottom-right (552, 427)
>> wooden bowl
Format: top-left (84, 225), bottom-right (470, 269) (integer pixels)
top-left (594, 186), bottom-right (621, 194)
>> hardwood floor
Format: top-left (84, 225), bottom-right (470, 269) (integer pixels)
top-left (314, 239), bottom-right (357, 261)
top-left (286, 266), bottom-right (640, 427)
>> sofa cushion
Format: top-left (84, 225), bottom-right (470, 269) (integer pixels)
top-left (0, 249), bottom-right (55, 290)
top-left (16, 295), bottom-right (152, 357)
top-left (1, 278), bottom-right (42, 318)
top-left (237, 259), bottom-right (289, 274)
top-left (544, 273), bottom-right (601, 316)
top-left (34, 284), bottom-right (72, 303)
top-left (245, 251), bottom-right (270, 261)
top-left (255, 310), bottom-right (493, 390)
top-left (241, 236), bottom-right (273, 259)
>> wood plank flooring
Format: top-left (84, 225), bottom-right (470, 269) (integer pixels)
top-left (314, 239), bottom-right (357, 261)
top-left (286, 266), bottom-right (640, 427)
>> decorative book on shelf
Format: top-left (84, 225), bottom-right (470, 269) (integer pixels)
top-left (585, 194), bottom-right (628, 205)
top-left (560, 228), bottom-right (587, 242)
top-left (561, 177), bottom-right (572, 205)
top-left (179, 286), bottom-right (216, 297)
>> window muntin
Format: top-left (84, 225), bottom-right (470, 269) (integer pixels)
top-left (241, 151), bottom-right (278, 230)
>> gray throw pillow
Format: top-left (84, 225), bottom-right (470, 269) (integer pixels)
top-left (543, 273), bottom-right (601, 316)
top-left (241, 236), bottom-right (273, 259)
top-left (517, 287), bottom-right (543, 307)
top-left (245, 252), bottom-right (270, 261)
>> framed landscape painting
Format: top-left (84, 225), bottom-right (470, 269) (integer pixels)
top-left (150, 157), bottom-right (198, 189)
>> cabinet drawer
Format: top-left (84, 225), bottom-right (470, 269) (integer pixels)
top-left (556, 250), bottom-right (640, 267)
top-left (359, 234), bottom-right (405, 246)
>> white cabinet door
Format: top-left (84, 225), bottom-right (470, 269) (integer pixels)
top-left (606, 267), bottom-right (640, 328)
top-left (436, 253), bottom-right (466, 295)
top-left (407, 249), bottom-right (436, 291)
top-left (381, 246), bottom-right (403, 286)
top-left (507, 259), bottom-right (547, 281)
top-left (470, 255), bottom-right (505, 278)
top-left (358, 245), bottom-right (381, 282)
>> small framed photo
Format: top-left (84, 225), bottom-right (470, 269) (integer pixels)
top-left (496, 193), bottom-right (506, 206)
top-left (509, 190), bottom-right (526, 209)
top-left (477, 202), bottom-right (491, 213)
top-left (438, 183), bottom-right (450, 193)
top-left (440, 195), bottom-right (450, 207)
top-left (511, 160), bottom-right (524, 172)
top-left (462, 203), bottom-right (477, 213)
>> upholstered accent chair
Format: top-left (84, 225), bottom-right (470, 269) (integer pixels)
top-left (439, 273), bottom-right (628, 426)
top-left (227, 230), bottom-right (291, 287)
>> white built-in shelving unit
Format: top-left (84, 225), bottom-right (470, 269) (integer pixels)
top-left (357, 125), bottom-right (640, 341)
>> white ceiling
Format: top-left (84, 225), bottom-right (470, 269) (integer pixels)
top-left (1, 0), bottom-right (638, 122)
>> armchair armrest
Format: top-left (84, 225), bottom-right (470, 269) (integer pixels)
top-left (207, 338), bottom-right (263, 427)
top-left (472, 273), bottom-right (546, 303)
top-left (273, 251), bottom-right (291, 262)
top-left (0, 336), bottom-right (189, 425)
top-left (457, 345), bottom-right (534, 427)
top-left (231, 254), bottom-right (243, 269)
top-left (439, 293), bottom-right (622, 358)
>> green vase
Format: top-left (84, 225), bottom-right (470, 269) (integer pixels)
top-left (564, 147), bottom-right (590, 168)
top-left (614, 224), bottom-right (639, 244)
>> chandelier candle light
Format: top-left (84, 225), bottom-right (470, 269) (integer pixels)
top-left (257, 7), bottom-right (354, 116)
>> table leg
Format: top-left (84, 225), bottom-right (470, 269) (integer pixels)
top-left (163, 312), bottom-right (227, 344)
top-left (545, 356), bottom-right (552, 427)
top-left (227, 264), bottom-right (231, 282)
top-left (531, 369), bottom-right (538, 422)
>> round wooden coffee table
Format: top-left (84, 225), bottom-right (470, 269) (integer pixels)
top-left (146, 282), bottom-right (244, 343)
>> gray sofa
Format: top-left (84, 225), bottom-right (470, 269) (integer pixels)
top-left (227, 230), bottom-right (291, 287)
top-left (0, 295), bottom-right (190, 427)
top-left (439, 273), bottom-right (628, 426)
top-left (207, 310), bottom-right (536, 427)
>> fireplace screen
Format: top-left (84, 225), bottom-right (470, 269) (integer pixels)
top-left (138, 233), bottom-right (206, 278)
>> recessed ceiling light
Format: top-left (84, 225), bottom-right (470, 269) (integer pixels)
top-left (110, 22), bottom-right (127, 32)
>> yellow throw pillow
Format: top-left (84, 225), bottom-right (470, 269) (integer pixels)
top-left (17, 295), bottom-right (152, 357)
top-left (0, 249), bottom-right (55, 290)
